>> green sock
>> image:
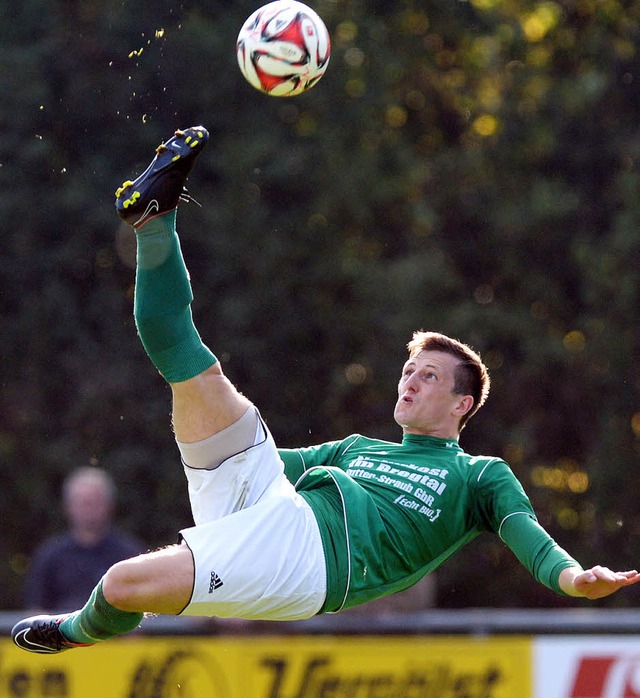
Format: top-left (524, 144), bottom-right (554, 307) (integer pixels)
top-left (134, 209), bottom-right (217, 382)
top-left (59, 580), bottom-right (143, 643)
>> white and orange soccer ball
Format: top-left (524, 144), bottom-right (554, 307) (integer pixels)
top-left (236, 1), bottom-right (331, 97)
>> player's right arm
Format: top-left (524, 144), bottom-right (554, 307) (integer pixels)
top-left (278, 435), bottom-right (360, 485)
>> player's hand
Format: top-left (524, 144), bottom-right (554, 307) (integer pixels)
top-left (567, 566), bottom-right (640, 599)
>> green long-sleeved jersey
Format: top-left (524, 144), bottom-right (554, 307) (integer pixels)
top-left (279, 433), bottom-right (579, 614)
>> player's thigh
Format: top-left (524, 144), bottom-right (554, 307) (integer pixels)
top-left (171, 363), bottom-right (253, 443)
top-left (103, 543), bottom-right (194, 615)
top-left (180, 492), bottom-right (326, 621)
top-left (182, 413), bottom-right (286, 525)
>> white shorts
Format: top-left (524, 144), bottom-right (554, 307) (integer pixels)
top-left (177, 410), bottom-right (327, 621)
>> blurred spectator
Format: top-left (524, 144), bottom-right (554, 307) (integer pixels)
top-left (24, 466), bottom-right (145, 612)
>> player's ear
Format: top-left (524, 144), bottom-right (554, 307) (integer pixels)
top-left (453, 395), bottom-right (474, 417)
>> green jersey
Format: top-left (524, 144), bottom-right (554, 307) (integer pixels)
top-left (279, 433), bottom-right (579, 613)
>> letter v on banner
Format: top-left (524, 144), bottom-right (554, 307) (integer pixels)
top-left (569, 655), bottom-right (640, 698)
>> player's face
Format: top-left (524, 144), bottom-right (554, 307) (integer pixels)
top-left (394, 350), bottom-right (471, 438)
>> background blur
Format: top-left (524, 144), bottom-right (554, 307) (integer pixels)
top-left (0, 0), bottom-right (639, 611)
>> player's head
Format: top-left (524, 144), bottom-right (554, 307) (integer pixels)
top-left (403, 331), bottom-right (490, 432)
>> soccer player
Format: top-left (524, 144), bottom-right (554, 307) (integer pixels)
top-left (12, 126), bottom-right (640, 654)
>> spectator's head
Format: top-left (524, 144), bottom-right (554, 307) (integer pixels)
top-left (62, 467), bottom-right (117, 543)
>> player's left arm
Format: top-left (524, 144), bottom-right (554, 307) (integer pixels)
top-left (558, 565), bottom-right (640, 599)
top-left (479, 461), bottom-right (640, 598)
top-left (499, 513), bottom-right (640, 598)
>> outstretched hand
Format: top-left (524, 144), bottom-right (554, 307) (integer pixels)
top-left (562, 566), bottom-right (640, 600)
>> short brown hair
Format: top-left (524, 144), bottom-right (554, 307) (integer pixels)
top-left (407, 331), bottom-right (490, 430)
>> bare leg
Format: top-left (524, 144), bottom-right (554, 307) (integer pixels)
top-left (102, 544), bottom-right (195, 614)
top-left (10, 127), bottom-right (242, 655)
top-left (170, 363), bottom-right (253, 444)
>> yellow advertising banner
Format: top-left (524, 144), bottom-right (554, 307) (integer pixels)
top-left (0, 634), bottom-right (531, 697)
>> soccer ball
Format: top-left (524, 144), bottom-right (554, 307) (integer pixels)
top-left (236, 1), bottom-right (331, 97)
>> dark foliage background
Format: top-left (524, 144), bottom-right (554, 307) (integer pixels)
top-left (1, 0), bottom-right (639, 610)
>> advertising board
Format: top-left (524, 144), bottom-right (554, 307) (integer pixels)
top-left (0, 634), bottom-right (531, 697)
top-left (535, 637), bottom-right (640, 698)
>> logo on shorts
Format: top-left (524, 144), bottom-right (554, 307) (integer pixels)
top-left (208, 571), bottom-right (224, 593)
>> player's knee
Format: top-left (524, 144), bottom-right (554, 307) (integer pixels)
top-left (102, 558), bottom-right (143, 611)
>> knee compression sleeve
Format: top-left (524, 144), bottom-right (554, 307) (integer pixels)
top-left (178, 407), bottom-right (262, 469)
